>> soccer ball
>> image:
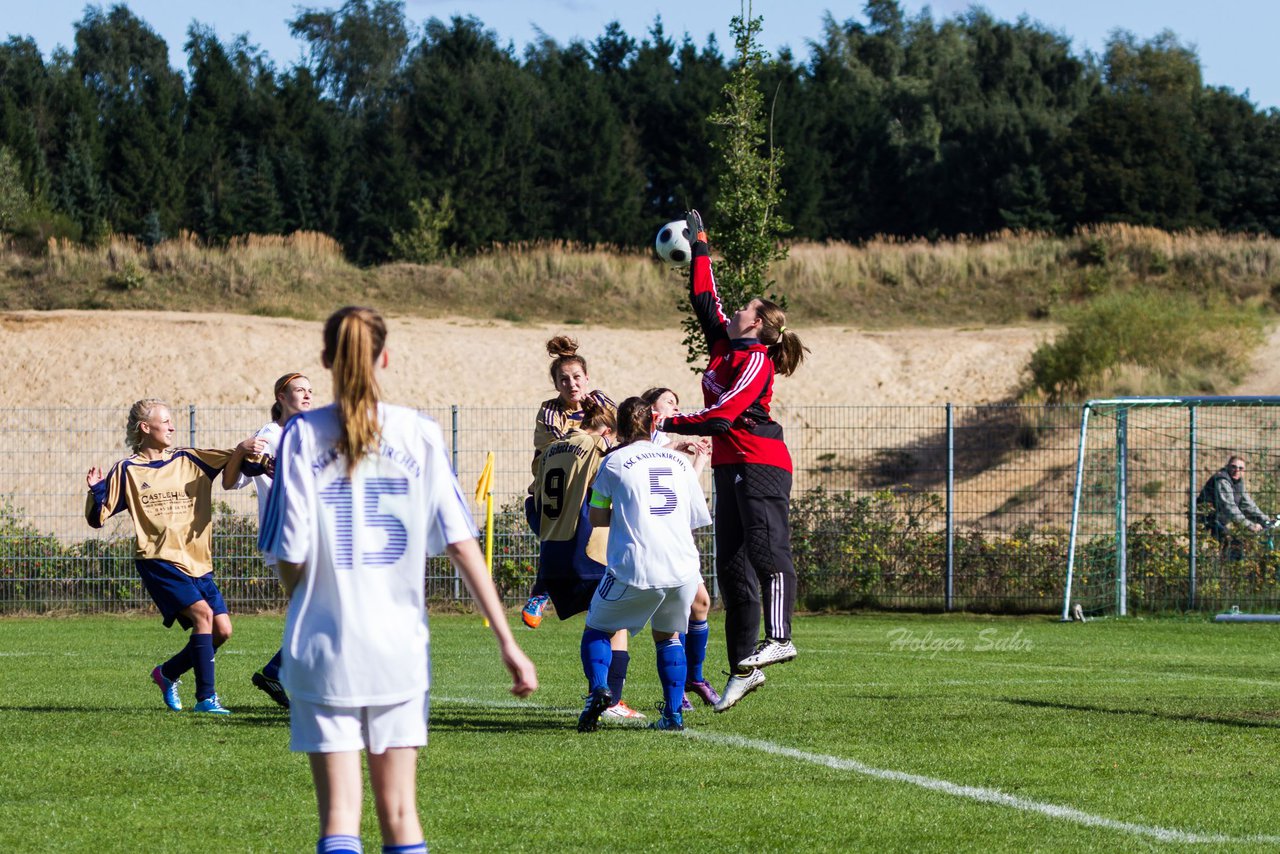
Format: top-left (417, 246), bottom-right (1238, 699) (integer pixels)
top-left (654, 220), bottom-right (692, 267)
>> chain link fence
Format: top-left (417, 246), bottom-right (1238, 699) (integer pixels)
top-left (6, 401), bottom-right (1268, 616)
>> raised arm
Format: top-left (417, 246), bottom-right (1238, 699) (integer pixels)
top-left (221, 435), bottom-right (269, 489)
top-left (686, 211), bottom-right (730, 351)
top-left (85, 463), bottom-right (125, 528)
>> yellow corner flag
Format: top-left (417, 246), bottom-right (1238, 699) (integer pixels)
top-left (474, 451), bottom-right (495, 503)
top-left (474, 451), bottom-right (496, 627)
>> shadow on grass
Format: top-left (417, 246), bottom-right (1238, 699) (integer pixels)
top-left (428, 707), bottom-right (573, 732)
top-left (0, 704), bottom-right (288, 725)
top-left (1002, 697), bottom-right (1280, 729)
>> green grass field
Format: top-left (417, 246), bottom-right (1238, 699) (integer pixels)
top-left (2, 612), bottom-right (1279, 852)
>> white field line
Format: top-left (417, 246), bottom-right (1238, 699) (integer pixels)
top-left (858, 649), bottom-right (1280, 688)
top-left (436, 695), bottom-right (1280, 846)
top-left (686, 731), bottom-right (1280, 846)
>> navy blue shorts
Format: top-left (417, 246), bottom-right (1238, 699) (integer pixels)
top-left (135, 559), bottom-right (228, 629)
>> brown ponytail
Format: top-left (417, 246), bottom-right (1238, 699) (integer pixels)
top-left (756, 299), bottom-right (809, 377)
top-left (322, 306), bottom-right (387, 473)
top-left (578, 396), bottom-right (616, 433)
top-left (546, 334), bottom-right (588, 384)
top-left (614, 397), bottom-right (653, 447)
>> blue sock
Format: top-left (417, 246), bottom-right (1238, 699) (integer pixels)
top-left (190, 633), bottom-right (216, 701)
top-left (685, 620), bottom-right (709, 683)
top-left (607, 649), bottom-right (630, 705)
top-left (262, 649), bottom-right (283, 680)
top-left (160, 644), bottom-right (192, 682)
top-left (317, 835), bottom-right (362, 853)
top-left (580, 628), bottom-right (613, 693)
top-left (382, 844), bottom-right (427, 854)
top-left (655, 638), bottom-right (687, 713)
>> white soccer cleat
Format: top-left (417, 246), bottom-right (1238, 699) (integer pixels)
top-left (713, 668), bottom-right (765, 713)
top-left (738, 638), bottom-right (797, 669)
top-left (601, 700), bottom-right (646, 720)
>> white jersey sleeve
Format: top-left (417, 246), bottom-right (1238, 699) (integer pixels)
top-left (258, 417), bottom-right (313, 566)
top-left (687, 465), bottom-right (712, 530)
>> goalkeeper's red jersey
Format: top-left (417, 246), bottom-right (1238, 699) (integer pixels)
top-left (661, 242), bottom-right (792, 472)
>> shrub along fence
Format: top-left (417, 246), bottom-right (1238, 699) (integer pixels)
top-left (2, 403), bottom-right (1274, 615)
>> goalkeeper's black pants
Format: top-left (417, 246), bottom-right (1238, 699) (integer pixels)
top-left (713, 463), bottom-right (797, 672)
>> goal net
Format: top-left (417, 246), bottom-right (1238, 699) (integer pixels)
top-left (1062, 396), bottom-right (1280, 618)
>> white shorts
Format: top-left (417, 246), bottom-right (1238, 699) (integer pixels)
top-left (289, 691), bottom-right (430, 755)
top-left (585, 573), bottom-right (699, 635)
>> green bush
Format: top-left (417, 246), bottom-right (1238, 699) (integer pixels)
top-left (791, 488), bottom-right (944, 610)
top-left (1029, 289), bottom-right (1266, 401)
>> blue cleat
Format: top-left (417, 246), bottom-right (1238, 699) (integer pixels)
top-left (192, 694), bottom-right (231, 715)
top-left (648, 701), bottom-right (684, 731)
top-left (521, 593), bottom-right (550, 629)
top-left (150, 666), bottom-right (182, 711)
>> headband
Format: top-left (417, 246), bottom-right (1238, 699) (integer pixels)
top-left (274, 372), bottom-right (307, 395)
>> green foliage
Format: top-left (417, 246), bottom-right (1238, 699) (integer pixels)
top-left (682, 4), bottom-right (791, 368)
top-left (1028, 289), bottom-right (1267, 401)
top-left (104, 259), bottom-right (147, 291)
top-left (487, 503), bottom-right (537, 602)
top-left (790, 487), bottom-right (1065, 612)
top-left (0, 147), bottom-right (30, 231)
top-left (1072, 515), bottom-right (1280, 614)
top-left (3, 3), bottom-right (1280, 257)
top-left (390, 192), bottom-right (455, 264)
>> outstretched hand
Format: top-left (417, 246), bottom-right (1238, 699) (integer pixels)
top-left (85, 466), bottom-right (102, 489)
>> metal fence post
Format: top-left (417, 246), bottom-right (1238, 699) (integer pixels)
top-left (1116, 407), bottom-right (1128, 617)
top-left (450, 405), bottom-right (459, 475)
top-left (1188, 406), bottom-right (1198, 610)
top-left (945, 402), bottom-right (954, 612)
top-left (451, 404), bottom-right (461, 600)
top-left (188, 404), bottom-right (196, 447)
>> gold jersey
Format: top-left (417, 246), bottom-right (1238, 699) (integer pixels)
top-left (530, 390), bottom-right (616, 480)
top-left (535, 429), bottom-right (609, 564)
top-left (85, 447), bottom-right (258, 578)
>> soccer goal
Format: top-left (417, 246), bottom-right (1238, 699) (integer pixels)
top-left (1061, 396), bottom-right (1280, 619)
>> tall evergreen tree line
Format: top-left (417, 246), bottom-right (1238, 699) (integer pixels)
top-left (1, 0), bottom-right (1278, 263)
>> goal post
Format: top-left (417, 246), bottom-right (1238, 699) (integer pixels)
top-left (1062, 396), bottom-right (1280, 619)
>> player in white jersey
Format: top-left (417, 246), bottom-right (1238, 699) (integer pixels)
top-left (222, 371), bottom-right (314, 708)
top-left (259, 306), bottom-right (537, 854)
top-left (577, 397), bottom-right (712, 733)
top-left (641, 386), bottom-right (720, 709)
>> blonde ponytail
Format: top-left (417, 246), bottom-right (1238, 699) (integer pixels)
top-left (323, 306), bottom-right (387, 473)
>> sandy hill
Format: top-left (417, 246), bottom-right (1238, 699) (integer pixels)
top-left (1, 310), bottom-right (1048, 410)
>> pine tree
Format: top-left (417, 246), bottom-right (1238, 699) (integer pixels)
top-left (682, 3), bottom-right (789, 368)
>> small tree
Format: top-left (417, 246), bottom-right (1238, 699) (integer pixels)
top-left (681, 3), bottom-right (790, 368)
top-left (390, 192), bottom-right (455, 264)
